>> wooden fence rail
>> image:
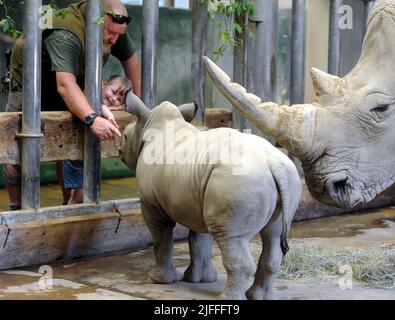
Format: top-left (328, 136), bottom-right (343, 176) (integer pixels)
top-left (0, 108), bottom-right (232, 165)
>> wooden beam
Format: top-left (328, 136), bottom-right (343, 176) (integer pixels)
top-left (204, 108), bottom-right (232, 129)
top-left (0, 199), bottom-right (188, 270)
top-left (0, 109), bottom-right (231, 165)
top-left (0, 111), bottom-right (137, 165)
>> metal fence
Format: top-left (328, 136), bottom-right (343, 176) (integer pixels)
top-left (14, 0), bottom-right (376, 210)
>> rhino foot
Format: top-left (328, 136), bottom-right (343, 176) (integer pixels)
top-left (148, 267), bottom-right (180, 284)
top-left (216, 290), bottom-right (247, 300)
top-left (246, 286), bottom-right (276, 300)
top-left (183, 262), bottom-right (218, 283)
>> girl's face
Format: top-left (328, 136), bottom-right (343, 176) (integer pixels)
top-left (102, 81), bottom-right (124, 107)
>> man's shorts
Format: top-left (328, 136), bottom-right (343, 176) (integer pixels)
top-left (6, 87), bottom-right (22, 112)
top-left (63, 160), bottom-right (84, 189)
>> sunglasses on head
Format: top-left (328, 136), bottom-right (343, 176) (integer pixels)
top-left (105, 12), bottom-right (132, 25)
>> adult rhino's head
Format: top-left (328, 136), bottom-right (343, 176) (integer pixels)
top-left (203, 0), bottom-right (395, 208)
top-left (120, 91), bottom-right (197, 168)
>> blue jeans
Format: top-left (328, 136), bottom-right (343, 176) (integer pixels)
top-left (63, 160), bottom-right (84, 189)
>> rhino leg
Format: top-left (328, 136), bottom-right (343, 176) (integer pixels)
top-left (183, 231), bottom-right (217, 283)
top-left (141, 201), bottom-right (179, 284)
top-left (214, 236), bottom-right (256, 300)
top-left (246, 209), bottom-right (283, 300)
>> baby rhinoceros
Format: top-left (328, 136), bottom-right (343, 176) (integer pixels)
top-left (120, 92), bottom-right (302, 300)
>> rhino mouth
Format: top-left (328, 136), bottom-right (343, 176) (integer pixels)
top-left (325, 172), bottom-right (364, 208)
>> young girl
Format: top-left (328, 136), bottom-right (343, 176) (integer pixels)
top-left (101, 75), bottom-right (132, 125)
top-left (64, 75), bottom-right (133, 204)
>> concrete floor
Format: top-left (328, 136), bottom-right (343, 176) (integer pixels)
top-left (1, 207), bottom-right (395, 300)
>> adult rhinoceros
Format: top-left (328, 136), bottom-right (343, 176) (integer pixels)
top-left (120, 92), bottom-right (301, 299)
top-left (203, 0), bottom-right (395, 209)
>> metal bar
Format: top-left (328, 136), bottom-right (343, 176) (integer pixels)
top-left (21, 0), bottom-right (42, 210)
top-left (142, 0), bottom-right (159, 108)
top-left (254, 0), bottom-right (278, 102)
top-left (232, 1), bottom-right (248, 130)
top-left (290, 0), bottom-right (306, 104)
top-left (365, 0), bottom-right (375, 16)
top-left (256, 0), bottom-right (278, 101)
top-left (244, 0), bottom-right (277, 143)
top-left (84, 0), bottom-right (103, 204)
top-left (191, 0), bottom-right (208, 123)
top-left (328, 0), bottom-right (343, 75)
top-left (364, 0), bottom-right (375, 34)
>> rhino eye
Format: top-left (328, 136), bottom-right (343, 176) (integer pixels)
top-left (371, 104), bottom-right (390, 113)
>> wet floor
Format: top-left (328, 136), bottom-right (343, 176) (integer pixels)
top-left (0, 204), bottom-right (394, 300)
top-left (0, 177), bottom-right (139, 211)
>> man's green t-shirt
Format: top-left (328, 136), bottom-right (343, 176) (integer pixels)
top-left (41, 29), bottom-right (136, 111)
top-left (44, 29), bottom-right (136, 77)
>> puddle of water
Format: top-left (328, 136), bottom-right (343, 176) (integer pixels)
top-left (0, 270), bottom-right (137, 300)
top-left (289, 208), bottom-right (395, 239)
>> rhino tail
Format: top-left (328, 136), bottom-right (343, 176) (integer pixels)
top-left (269, 164), bottom-right (292, 256)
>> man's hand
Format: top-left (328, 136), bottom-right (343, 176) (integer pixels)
top-left (90, 116), bottom-right (121, 140)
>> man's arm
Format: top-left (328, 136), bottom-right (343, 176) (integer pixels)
top-left (56, 72), bottom-right (121, 140)
top-left (121, 53), bottom-right (141, 98)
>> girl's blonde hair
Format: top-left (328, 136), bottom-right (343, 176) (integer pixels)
top-left (103, 75), bottom-right (132, 97)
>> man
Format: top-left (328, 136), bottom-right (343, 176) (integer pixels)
top-left (4, 0), bottom-right (141, 209)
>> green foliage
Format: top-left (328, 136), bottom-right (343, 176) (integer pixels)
top-left (0, 0), bottom-right (69, 38)
top-left (95, 17), bottom-right (105, 25)
top-left (199, 0), bottom-right (255, 60)
top-left (1, 0), bottom-right (256, 58)
top-left (48, 1), bottom-right (69, 19)
top-left (0, 0), bottom-right (22, 38)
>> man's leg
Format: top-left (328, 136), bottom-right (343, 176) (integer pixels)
top-left (63, 160), bottom-right (84, 204)
top-left (56, 161), bottom-right (71, 205)
top-left (3, 164), bottom-right (21, 210)
top-left (69, 188), bottom-right (83, 204)
top-left (4, 87), bottom-right (23, 210)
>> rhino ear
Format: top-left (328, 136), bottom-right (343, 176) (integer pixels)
top-left (125, 91), bottom-right (151, 123)
top-left (178, 101), bottom-right (197, 122)
top-left (310, 68), bottom-right (347, 104)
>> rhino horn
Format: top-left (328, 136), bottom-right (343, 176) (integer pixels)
top-left (310, 68), bottom-right (347, 104)
top-left (203, 56), bottom-right (316, 157)
top-left (125, 91), bottom-right (151, 123)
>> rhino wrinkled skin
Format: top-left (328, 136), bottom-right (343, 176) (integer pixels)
top-left (204, 0), bottom-right (395, 209)
top-left (120, 92), bottom-right (301, 299)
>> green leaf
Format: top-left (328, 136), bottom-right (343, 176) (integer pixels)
top-left (236, 5), bottom-right (242, 17)
top-left (220, 31), bottom-right (230, 43)
top-left (11, 29), bottom-right (22, 38)
top-left (233, 23), bottom-right (242, 34)
top-left (95, 17), bottom-right (105, 25)
top-left (215, 20), bottom-right (223, 29)
top-left (0, 18), bottom-right (10, 32)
